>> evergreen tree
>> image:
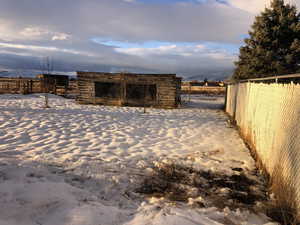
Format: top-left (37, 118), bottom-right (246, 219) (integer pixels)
top-left (233, 0), bottom-right (300, 80)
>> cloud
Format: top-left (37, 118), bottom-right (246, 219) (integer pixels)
top-left (0, 0), bottom-right (252, 43)
top-left (0, 39), bottom-right (235, 77)
top-left (122, 0), bottom-right (136, 2)
top-left (19, 27), bottom-right (49, 39)
top-left (0, 21), bottom-right (71, 42)
top-left (228, 0), bottom-right (300, 14)
top-left (0, 0), bottom-right (298, 78)
top-left (0, 42), bottom-right (93, 56)
top-left (52, 33), bottom-right (71, 41)
top-left (114, 43), bottom-right (224, 59)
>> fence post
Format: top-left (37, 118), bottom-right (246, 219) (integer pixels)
top-left (224, 84), bottom-right (228, 111)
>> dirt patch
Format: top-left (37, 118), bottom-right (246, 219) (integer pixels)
top-left (135, 162), bottom-right (267, 210)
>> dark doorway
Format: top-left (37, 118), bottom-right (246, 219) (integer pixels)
top-left (126, 84), bottom-right (157, 101)
top-left (95, 82), bottom-right (121, 98)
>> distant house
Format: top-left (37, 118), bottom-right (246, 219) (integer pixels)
top-left (37, 74), bottom-right (69, 95)
top-left (76, 72), bottom-right (182, 108)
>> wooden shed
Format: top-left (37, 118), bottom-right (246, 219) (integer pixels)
top-left (77, 72), bottom-right (182, 108)
top-left (37, 74), bottom-right (69, 95)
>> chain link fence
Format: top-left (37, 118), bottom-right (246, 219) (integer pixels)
top-left (226, 79), bottom-right (300, 215)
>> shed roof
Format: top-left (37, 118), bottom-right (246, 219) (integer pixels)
top-left (77, 71), bottom-right (178, 79)
top-left (37, 74), bottom-right (69, 79)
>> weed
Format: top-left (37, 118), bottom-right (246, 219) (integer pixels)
top-left (135, 161), bottom-right (267, 210)
top-left (265, 164), bottom-right (300, 225)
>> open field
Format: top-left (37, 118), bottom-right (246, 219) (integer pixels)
top-left (0, 94), bottom-right (277, 225)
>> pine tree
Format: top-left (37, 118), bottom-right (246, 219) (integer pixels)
top-left (233, 0), bottom-right (300, 80)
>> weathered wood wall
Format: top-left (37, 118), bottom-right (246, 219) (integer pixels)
top-left (38, 74), bottom-right (69, 95)
top-left (0, 78), bottom-right (42, 94)
top-left (77, 72), bottom-right (181, 108)
top-left (0, 75), bottom-right (71, 96)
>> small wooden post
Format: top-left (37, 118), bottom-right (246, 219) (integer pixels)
top-left (30, 80), bottom-right (33, 93)
top-left (143, 83), bottom-right (147, 113)
top-left (188, 82), bottom-right (191, 102)
top-left (44, 77), bottom-right (50, 108)
top-left (17, 79), bottom-right (20, 93)
top-left (224, 84), bottom-right (228, 111)
top-left (54, 79), bottom-right (57, 95)
top-left (121, 73), bottom-right (126, 106)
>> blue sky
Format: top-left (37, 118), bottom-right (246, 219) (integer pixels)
top-left (92, 38), bottom-right (240, 55)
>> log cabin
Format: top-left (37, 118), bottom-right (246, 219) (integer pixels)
top-left (76, 72), bottom-right (182, 108)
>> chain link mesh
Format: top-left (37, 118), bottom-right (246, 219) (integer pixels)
top-left (226, 82), bottom-right (300, 212)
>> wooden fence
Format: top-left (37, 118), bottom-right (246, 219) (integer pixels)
top-left (0, 78), bottom-right (42, 94)
top-left (0, 77), bottom-right (75, 96)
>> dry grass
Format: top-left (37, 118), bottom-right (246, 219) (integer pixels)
top-left (135, 161), bottom-right (267, 210)
top-left (265, 164), bottom-right (299, 225)
top-left (136, 161), bottom-right (300, 224)
top-left (226, 117), bottom-right (300, 225)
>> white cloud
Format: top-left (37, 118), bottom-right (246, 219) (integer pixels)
top-left (19, 27), bottom-right (50, 39)
top-left (0, 42), bottom-right (92, 56)
top-left (0, 21), bottom-right (71, 42)
top-left (115, 44), bottom-right (207, 57)
top-left (114, 43), bottom-right (235, 73)
top-left (52, 33), bottom-right (71, 41)
top-left (122, 0), bottom-right (136, 3)
top-left (228, 0), bottom-right (300, 14)
top-left (0, 19), bottom-right (19, 41)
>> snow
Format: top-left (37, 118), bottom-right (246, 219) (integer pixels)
top-left (0, 94), bottom-right (278, 225)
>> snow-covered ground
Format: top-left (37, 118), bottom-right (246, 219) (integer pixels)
top-left (0, 94), bottom-right (277, 225)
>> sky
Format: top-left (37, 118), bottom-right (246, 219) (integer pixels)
top-left (0, 0), bottom-right (299, 79)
